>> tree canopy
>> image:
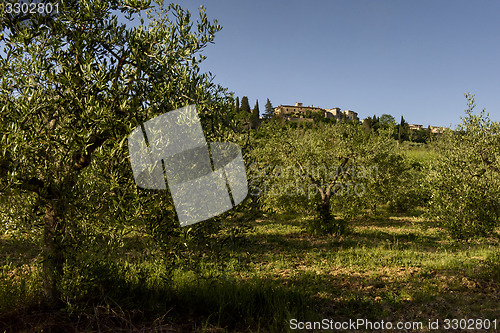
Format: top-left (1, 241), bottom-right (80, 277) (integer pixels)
top-left (0, 0), bottom-right (233, 303)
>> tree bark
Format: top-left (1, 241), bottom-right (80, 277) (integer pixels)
top-left (318, 194), bottom-right (331, 225)
top-left (42, 200), bottom-right (64, 305)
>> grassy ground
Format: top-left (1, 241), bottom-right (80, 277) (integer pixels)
top-left (397, 141), bottom-right (440, 163)
top-left (1, 212), bottom-right (500, 332)
top-left (241, 214), bottom-right (500, 327)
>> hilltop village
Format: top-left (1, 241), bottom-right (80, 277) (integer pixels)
top-left (272, 102), bottom-right (445, 135)
top-left (274, 103), bottom-right (359, 122)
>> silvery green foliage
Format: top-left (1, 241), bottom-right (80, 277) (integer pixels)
top-left (0, 0), bottom-right (234, 298)
top-left (248, 122), bottom-right (406, 234)
top-left (429, 93), bottom-right (500, 238)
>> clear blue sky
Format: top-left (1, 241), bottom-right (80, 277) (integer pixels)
top-left (174, 0), bottom-right (500, 127)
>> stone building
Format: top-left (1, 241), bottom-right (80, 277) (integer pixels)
top-left (341, 110), bottom-right (359, 121)
top-left (408, 124), bottom-right (424, 131)
top-left (274, 103), bottom-right (359, 122)
top-left (429, 126), bottom-right (445, 134)
top-left (273, 102), bottom-right (325, 119)
top-left (324, 107), bottom-right (341, 119)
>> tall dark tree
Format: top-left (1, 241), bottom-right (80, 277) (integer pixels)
top-left (235, 96), bottom-right (240, 113)
top-left (399, 116), bottom-right (408, 143)
top-left (240, 96), bottom-right (251, 114)
top-left (251, 99), bottom-right (260, 129)
top-left (263, 98), bottom-right (274, 119)
top-left (370, 114), bottom-right (380, 131)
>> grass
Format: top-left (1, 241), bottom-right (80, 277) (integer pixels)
top-left (239, 214), bottom-right (500, 319)
top-left (398, 141), bottom-right (440, 163)
top-left (1, 212), bottom-right (500, 332)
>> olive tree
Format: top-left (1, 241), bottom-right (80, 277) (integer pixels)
top-left (248, 122), bottom-right (404, 234)
top-left (429, 93), bottom-right (500, 238)
top-left (0, 0), bottom-right (233, 304)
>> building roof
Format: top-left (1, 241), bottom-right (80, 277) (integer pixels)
top-left (275, 104), bottom-right (324, 110)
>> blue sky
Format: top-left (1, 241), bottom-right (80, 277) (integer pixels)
top-left (173, 0), bottom-right (500, 127)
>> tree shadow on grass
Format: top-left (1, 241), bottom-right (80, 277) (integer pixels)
top-left (0, 236), bottom-right (40, 266)
top-left (263, 267), bottom-right (500, 326)
top-left (0, 274), bottom-right (318, 332)
top-left (236, 215), bottom-right (500, 260)
top-left (233, 227), bottom-right (463, 261)
top-left (1, 265), bottom-right (499, 332)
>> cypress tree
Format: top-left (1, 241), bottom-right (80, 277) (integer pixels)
top-left (251, 99), bottom-right (260, 129)
top-left (263, 98), bottom-right (274, 119)
top-left (399, 116), bottom-right (408, 143)
top-left (240, 96), bottom-right (250, 114)
top-left (371, 114), bottom-right (380, 131)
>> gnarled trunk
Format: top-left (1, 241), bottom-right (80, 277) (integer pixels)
top-left (318, 194), bottom-right (331, 225)
top-left (42, 200), bottom-right (64, 305)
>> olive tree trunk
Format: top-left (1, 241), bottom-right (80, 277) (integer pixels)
top-left (42, 200), bottom-right (65, 305)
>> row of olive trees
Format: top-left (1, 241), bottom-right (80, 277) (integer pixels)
top-left (247, 96), bottom-right (500, 238)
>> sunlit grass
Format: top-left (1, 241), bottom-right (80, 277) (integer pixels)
top-left (224, 212), bottom-right (500, 324)
top-left (398, 141), bottom-right (440, 163)
top-left (1, 212), bottom-right (499, 331)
